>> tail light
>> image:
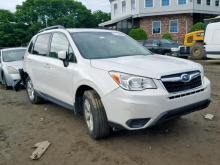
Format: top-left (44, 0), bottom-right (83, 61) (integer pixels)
top-left (22, 56), bottom-right (24, 61)
top-left (203, 42), bottom-right (206, 51)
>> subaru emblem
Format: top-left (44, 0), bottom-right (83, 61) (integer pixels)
top-left (181, 74), bottom-right (191, 82)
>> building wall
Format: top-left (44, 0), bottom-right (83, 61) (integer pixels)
top-left (110, 0), bottom-right (220, 20)
top-left (140, 14), bottom-right (193, 44)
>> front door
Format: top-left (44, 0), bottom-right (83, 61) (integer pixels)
top-left (45, 32), bottom-right (76, 105)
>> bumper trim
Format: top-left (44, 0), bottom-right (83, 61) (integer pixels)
top-left (149, 99), bottom-right (211, 127)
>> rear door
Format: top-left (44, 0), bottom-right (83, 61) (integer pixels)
top-left (45, 32), bottom-right (76, 105)
top-left (26, 33), bottom-right (51, 93)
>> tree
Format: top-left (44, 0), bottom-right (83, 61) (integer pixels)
top-left (0, 9), bottom-right (28, 47)
top-left (161, 33), bottom-right (172, 40)
top-left (92, 10), bottom-right (111, 27)
top-left (190, 22), bottom-right (204, 32)
top-left (128, 29), bottom-right (147, 40)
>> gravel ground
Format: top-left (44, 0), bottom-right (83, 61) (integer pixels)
top-left (0, 59), bottom-right (219, 165)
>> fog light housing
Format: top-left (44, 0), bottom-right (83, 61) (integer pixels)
top-left (126, 118), bottom-right (151, 128)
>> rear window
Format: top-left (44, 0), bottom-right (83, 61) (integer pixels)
top-left (32, 34), bottom-right (51, 56)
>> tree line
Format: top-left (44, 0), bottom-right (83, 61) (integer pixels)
top-left (0, 0), bottom-right (111, 47)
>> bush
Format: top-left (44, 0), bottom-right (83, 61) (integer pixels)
top-left (128, 29), bottom-right (147, 40)
top-left (161, 33), bottom-right (172, 40)
top-left (190, 22), bottom-right (204, 32)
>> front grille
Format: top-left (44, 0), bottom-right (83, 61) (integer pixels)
top-left (179, 46), bottom-right (190, 54)
top-left (161, 71), bottom-right (202, 93)
top-left (163, 76), bottom-right (202, 93)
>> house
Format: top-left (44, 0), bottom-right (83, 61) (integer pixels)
top-left (99, 0), bottom-right (220, 43)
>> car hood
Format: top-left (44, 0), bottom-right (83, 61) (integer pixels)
top-left (91, 55), bottom-right (201, 79)
top-left (4, 61), bottom-right (23, 70)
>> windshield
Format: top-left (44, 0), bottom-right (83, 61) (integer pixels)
top-left (160, 39), bottom-right (177, 45)
top-left (2, 49), bottom-right (26, 62)
top-left (71, 32), bottom-right (152, 59)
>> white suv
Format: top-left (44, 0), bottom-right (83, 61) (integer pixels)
top-left (18, 26), bottom-right (211, 139)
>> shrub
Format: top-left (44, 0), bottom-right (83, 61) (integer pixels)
top-left (190, 22), bottom-right (204, 32)
top-left (128, 29), bottom-right (147, 40)
top-left (161, 33), bottom-right (172, 40)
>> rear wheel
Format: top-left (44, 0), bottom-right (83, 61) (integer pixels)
top-left (83, 90), bottom-right (110, 139)
top-left (191, 42), bottom-right (204, 60)
top-left (26, 76), bottom-right (43, 104)
top-left (2, 74), bottom-right (10, 90)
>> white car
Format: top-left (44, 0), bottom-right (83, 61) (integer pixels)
top-left (204, 22), bottom-right (220, 59)
top-left (17, 26), bottom-right (211, 139)
top-left (0, 47), bottom-right (26, 89)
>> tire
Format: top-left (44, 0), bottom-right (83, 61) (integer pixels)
top-left (26, 76), bottom-right (43, 104)
top-left (191, 42), bottom-right (204, 60)
top-left (2, 74), bottom-right (10, 90)
top-left (83, 90), bottom-right (110, 139)
top-left (164, 52), bottom-right (172, 56)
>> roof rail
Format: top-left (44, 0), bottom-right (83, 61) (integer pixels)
top-left (38, 25), bottom-right (65, 33)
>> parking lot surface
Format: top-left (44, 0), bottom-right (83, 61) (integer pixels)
top-left (0, 60), bottom-right (219, 165)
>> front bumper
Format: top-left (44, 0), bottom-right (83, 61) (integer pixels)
top-left (4, 73), bottom-right (20, 87)
top-left (171, 52), bottom-right (190, 57)
top-left (102, 77), bottom-right (211, 130)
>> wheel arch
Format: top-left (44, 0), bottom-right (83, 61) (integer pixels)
top-left (74, 82), bottom-right (103, 116)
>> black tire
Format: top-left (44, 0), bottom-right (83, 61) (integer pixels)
top-left (164, 52), bottom-right (172, 56)
top-left (2, 74), bottom-right (10, 90)
top-left (191, 42), bottom-right (204, 60)
top-left (26, 76), bottom-right (43, 104)
top-left (83, 90), bottom-right (110, 139)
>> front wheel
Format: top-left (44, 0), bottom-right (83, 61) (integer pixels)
top-left (83, 90), bottom-right (110, 139)
top-left (26, 76), bottom-right (43, 104)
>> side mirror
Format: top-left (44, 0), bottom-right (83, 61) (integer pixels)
top-left (58, 50), bottom-right (69, 67)
top-left (58, 51), bottom-right (67, 60)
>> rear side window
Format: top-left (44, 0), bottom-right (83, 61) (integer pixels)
top-left (33, 34), bottom-right (51, 56)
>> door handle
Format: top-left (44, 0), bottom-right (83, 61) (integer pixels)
top-left (27, 58), bottom-right (32, 63)
top-left (45, 63), bottom-right (50, 68)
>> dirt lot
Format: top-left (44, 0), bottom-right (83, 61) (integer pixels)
top-left (0, 60), bottom-right (220, 165)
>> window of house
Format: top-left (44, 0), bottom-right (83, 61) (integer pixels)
top-left (170, 20), bottom-right (178, 33)
top-left (153, 21), bottom-right (161, 34)
top-left (206, 0), bottom-right (211, 5)
top-left (215, 0), bottom-right (219, 6)
top-left (197, 0), bottom-right (202, 4)
top-left (131, 0), bottom-right (136, 10)
top-left (162, 0), bottom-right (170, 6)
top-left (33, 34), bottom-right (51, 56)
top-left (178, 0), bottom-right (187, 5)
top-left (146, 0), bottom-right (154, 7)
top-left (122, 0), bottom-right (126, 13)
top-left (114, 3), bottom-right (118, 15)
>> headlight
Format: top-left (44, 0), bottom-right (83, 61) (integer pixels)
top-left (109, 72), bottom-right (157, 91)
top-left (6, 66), bottom-right (18, 74)
top-left (197, 63), bottom-right (204, 78)
top-left (171, 47), bottom-right (179, 51)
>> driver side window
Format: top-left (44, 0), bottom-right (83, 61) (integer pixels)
top-left (50, 33), bottom-right (76, 62)
top-left (152, 40), bottom-right (160, 46)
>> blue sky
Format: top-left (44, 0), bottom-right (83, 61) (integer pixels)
top-left (0, 0), bottom-right (111, 13)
